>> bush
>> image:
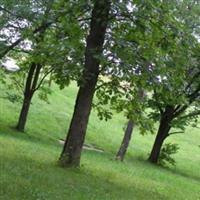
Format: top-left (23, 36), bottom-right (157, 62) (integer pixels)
top-left (158, 143), bottom-right (179, 167)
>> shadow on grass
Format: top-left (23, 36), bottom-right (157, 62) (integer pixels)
top-left (1, 122), bottom-right (199, 188)
top-left (166, 167), bottom-right (200, 183)
top-left (0, 122), bottom-right (61, 149)
top-left (0, 152), bottom-right (168, 200)
top-left (125, 154), bottom-right (200, 184)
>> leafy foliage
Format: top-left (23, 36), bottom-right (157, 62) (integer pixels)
top-left (1, 0), bottom-right (200, 165)
top-left (158, 143), bottom-right (179, 167)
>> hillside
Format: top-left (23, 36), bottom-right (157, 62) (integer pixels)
top-left (0, 83), bottom-right (200, 200)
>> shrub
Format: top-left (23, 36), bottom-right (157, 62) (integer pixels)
top-left (158, 143), bottom-right (179, 167)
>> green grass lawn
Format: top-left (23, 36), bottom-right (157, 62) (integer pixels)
top-left (0, 83), bottom-right (200, 200)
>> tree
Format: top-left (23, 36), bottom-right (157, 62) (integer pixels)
top-left (0, 0), bottom-right (56, 131)
top-left (116, 119), bottom-right (135, 161)
top-left (15, 3), bottom-right (56, 131)
top-left (15, 62), bottom-right (52, 131)
top-left (59, 0), bottom-right (111, 167)
top-left (93, 0), bottom-right (185, 162)
top-left (94, 0), bottom-right (200, 165)
top-left (115, 90), bottom-right (146, 161)
top-left (147, 0), bottom-right (200, 164)
top-left (148, 68), bottom-right (200, 164)
top-left (1, 0), bottom-right (84, 131)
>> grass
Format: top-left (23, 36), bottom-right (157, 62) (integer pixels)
top-left (0, 83), bottom-right (200, 200)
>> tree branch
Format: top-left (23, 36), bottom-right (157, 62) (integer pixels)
top-left (154, 89), bottom-right (164, 114)
top-left (31, 64), bottom-right (42, 92)
top-left (0, 4), bottom-right (55, 59)
top-left (169, 131), bottom-right (184, 136)
top-left (179, 110), bottom-right (200, 120)
top-left (185, 70), bottom-right (200, 92)
top-left (0, 6), bottom-right (24, 19)
top-left (173, 105), bottom-right (188, 118)
top-left (34, 67), bottom-right (54, 91)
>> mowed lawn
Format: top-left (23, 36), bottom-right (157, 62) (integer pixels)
top-left (0, 83), bottom-right (200, 200)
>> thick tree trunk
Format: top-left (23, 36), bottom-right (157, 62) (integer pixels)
top-left (16, 64), bottom-right (41, 132)
top-left (59, 0), bottom-right (110, 167)
top-left (148, 106), bottom-right (174, 164)
top-left (148, 122), bottom-right (170, 164)
top-left (116, 119), bottom-right (135, 161)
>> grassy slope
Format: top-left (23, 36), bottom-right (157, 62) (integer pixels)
top-left (0, 83), bottom-right (200, 200)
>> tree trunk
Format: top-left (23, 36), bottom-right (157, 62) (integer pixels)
top-left (16, 64), bottom-right (41, 132)
top-left (59, 0), bottom-right (110, 168)
top-left (148, 106), bottom-right (174, 164)
top-left (116, 119), bottom-right (135, 161)
top-left (48, 72), bottom-right (53, 87)
top-left (16, 94), bottom-right (33, 132)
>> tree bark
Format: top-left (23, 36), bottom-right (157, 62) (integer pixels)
top-left (59, 0), bottom-right (111, 167)
top-left (116, 119), bottom-right (135, 161)
top-left (16, 93), bottom-right (33, 132)
top-left (16, 64), bottom-right (41, 132)
top-left (148, 106), bottom-right (174, 164)
top-left (14, 7), bottom-right (50, 131)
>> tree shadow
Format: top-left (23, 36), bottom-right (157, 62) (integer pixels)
top-left (0, 123), bottom-right (61, 149)
top-left (165, 167), bottom-right (200, 183)
top-left (0, 153), bottom-right (169, 200)
top-left (127, 154), bottom-right (200, 183)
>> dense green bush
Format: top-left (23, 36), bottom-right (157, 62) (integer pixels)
top-left (158, 143), bottom-right (179, 167)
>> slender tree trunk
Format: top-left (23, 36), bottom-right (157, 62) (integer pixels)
top-left (15, 9), bottom-right (48, 131)
top-left (16, 64), bottom-right (41, 132)
top-left (59, 0), bottom-right (110, 167)
top-left (148, 106), bottom-right (174, 164)
top-left (48, 72), bottom-right (52, 87)
top-left (16, 93), bottom-right (33, 131)
top-left (116, 119), bottom-right (135, 161)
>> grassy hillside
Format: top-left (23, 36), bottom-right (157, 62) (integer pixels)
top-left (0, 83), bottom-right (200, 200)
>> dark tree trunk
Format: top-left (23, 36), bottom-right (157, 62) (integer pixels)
top-left (16, 64), bottom-right (41, 132)
top-left (148, 106), bottom-right (174, 164)
top-left (59, 0), bottom-right (110, 167)
top-left (116, 119), bottom-right (135, 161)
top-left (148, 120), bottom-right (170, 164)
top-left (16, 94), bottom-right (33, 132)
top-left (14, 10), bottom-right (49, 132)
